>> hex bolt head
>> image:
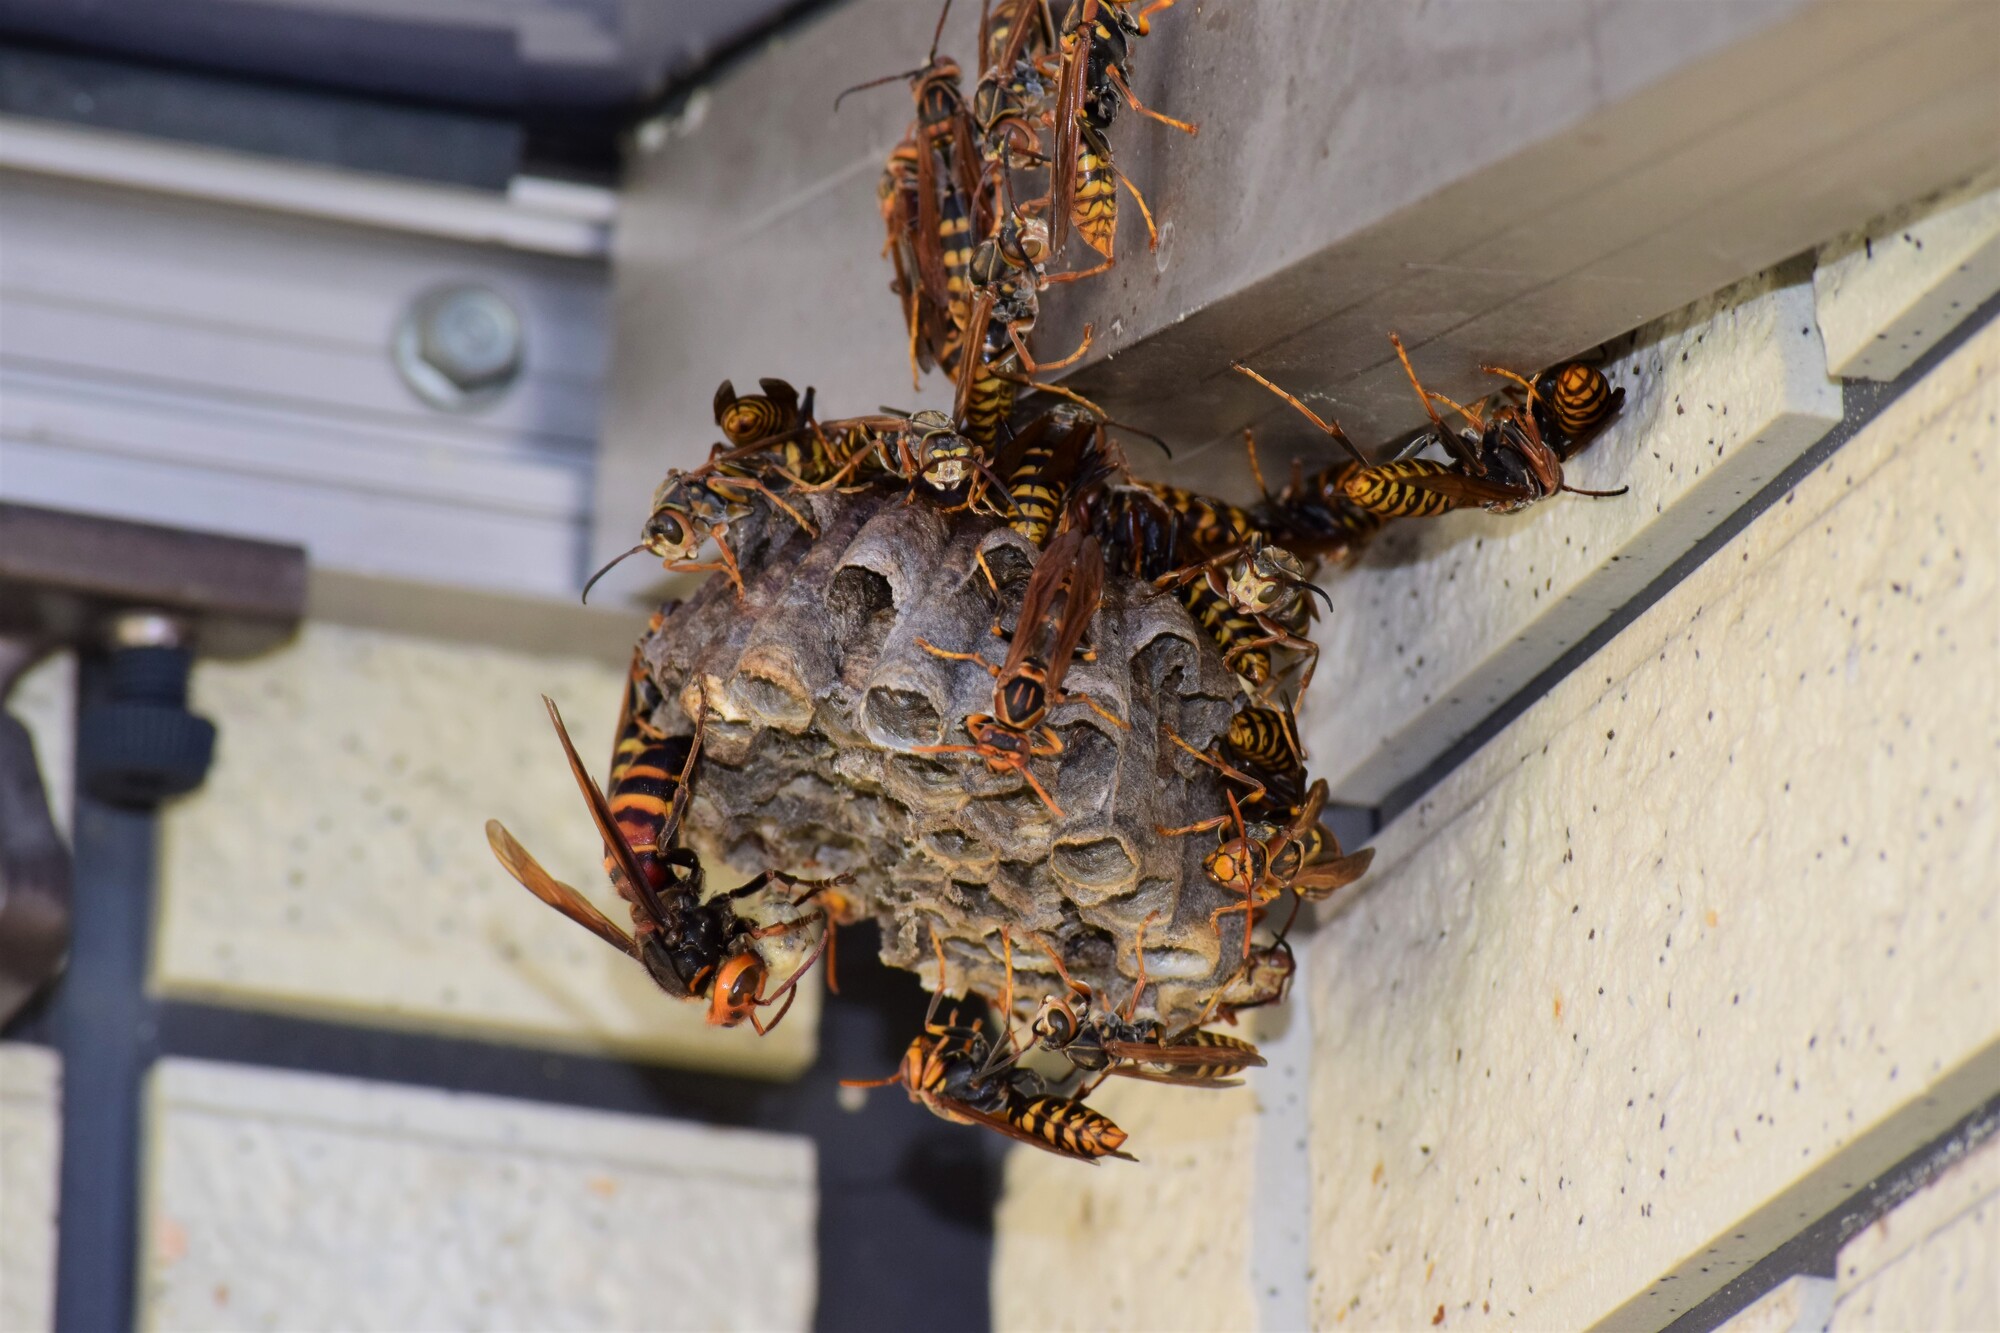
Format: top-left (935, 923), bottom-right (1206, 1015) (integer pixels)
top-left (393, 284), bottom-right (525, 412)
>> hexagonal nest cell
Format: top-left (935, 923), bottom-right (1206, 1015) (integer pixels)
top-left (636, 489), bottom-right (1261, 1030)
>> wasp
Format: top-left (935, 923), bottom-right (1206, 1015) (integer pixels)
top-left (1045, 0), bottom-right (1197, 273)
top-left (1160, 772), bottom-right (1374, 958)
top-left (844, 4), bottom-right (993, 382)
top-left (913, 526), bottom-right (1119, 818)
top-left (1155, 535), bottom-right (1329, 697)
top-left (974, 0), bottom-right (1059, 168)
top-left (1083, 483), bottom-right (1305, 694)
top-left (485, 680), bottom-right (847, 1033)
top-left (1234, 336), bottom-right (1627, 521)
top-left (843, 932), bottom-right (1135, 1162)
top-left (1016, 922), bottom-right (1266, 1091)
top-left (987, 406), bottom-right (1115, 546)
top-left (713, 377), bottom-right (813, 448)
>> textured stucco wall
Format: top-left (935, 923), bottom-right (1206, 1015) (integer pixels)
top-left (1814, 171), bottom-right (2000, 382)
top-left (139, 1058), bottom-right (816, 1331)
top-left (0, 1044), bottom-right (60, 1333)
top-left (991, 190), bottom-right (1999, 1333)
top-left (154, 620), bottom-right (819, 1076)
top-left (1305, 315), bottom-right (1996, 1331)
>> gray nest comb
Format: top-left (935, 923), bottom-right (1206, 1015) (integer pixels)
top-left (639, 489), bottom-right (1257, 1030)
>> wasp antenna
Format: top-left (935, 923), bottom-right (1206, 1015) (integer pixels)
top-left (926, 0), bottom-right (955, 65)
top-left (833, 66), bottom-right (928, 110)
top-left (1291, 577), bottom-right (1334, 612)
top-left (580, 543), bottom-right (647, 604)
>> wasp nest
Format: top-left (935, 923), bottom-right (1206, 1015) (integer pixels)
top-left (638, 489), bottom-right (1254, 1030)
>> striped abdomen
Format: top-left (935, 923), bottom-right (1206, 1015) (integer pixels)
top-left (1006, 438), bottom-right (1065, 546)
top-left (607, 733), bottom-right (693, 876)
top-left (1071, 127), bottom-right (1117, 258)
top-left (1539, 363), bottom-right (1618, 442)
top-left (963, 367), bottom-right (1015, 456)
top-left (1340, 460), bottom-right (1466, 519)
top-left (940, 190), bottom-right (978, 307)
top-left (1179, 582), bottom-right (1269, 684)
top-left (1010, 1093), bottom-right (1130, 1159)
top-left (1134, 482), bottom-right (1261, 561)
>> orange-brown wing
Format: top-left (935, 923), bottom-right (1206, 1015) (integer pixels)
top-left (1003, 526), bottom-right (1087, 678)
top-left (542, 695), bottom-right (680, 935)
top-left (1043, 533), bottom-right (1104, 699)
top-left (952, 287), bottom-right (998, 424)
top-left (1396, 469), bottom-right (1528, 509)
top-left (1285, 778), bottom-right (1329, 844)
top-left (1291, 847), bottom-right (1375, 900)
top-left (485, 819), bottom-right (638, 957)
top-left (1047, 0), bottom-right (1092, 257)
top-left (912, 121), bottom-right (950, 310)
top-left (1102, 1037), bottom-right (1267, 1069)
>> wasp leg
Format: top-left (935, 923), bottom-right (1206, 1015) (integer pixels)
top-left (914, 637), bottom-right (1003, 676)
top-left (1104, 64), bottom-right (1196, 135)
top-left (1009, 320), bottom-right (1093, 373)
top-left (1162, 727), bottom-right (1270, 811)
top-left (1232, 362), bottom-right (1368, 465)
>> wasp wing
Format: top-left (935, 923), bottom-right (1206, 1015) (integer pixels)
top-left (1395, 469), bottom-right (1528, 509)
top-left (1291, 847), bottom-right (1376, 900)
top-left (1047, 0), bottom-right (1093, 258)
top-left (485, 819), bottom-right (638, 957)
top-left (1043, 533), bottom-right (1105, 701)
top-left (542, 695), bottom-right (683, 936)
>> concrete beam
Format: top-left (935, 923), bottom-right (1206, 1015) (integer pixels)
top-left (1034, 0), bottom-right (2000, 493)
top-left (593, 0), bottom-right (1999, 567)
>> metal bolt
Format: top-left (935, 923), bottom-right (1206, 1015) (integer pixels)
top-left (393, 284), bottom-right (525, 412)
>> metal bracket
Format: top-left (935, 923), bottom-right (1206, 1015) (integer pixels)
top-left (0, 502), bottom-right (306, 1025)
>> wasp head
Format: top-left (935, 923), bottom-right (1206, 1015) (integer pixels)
top-left (706, 951), bottom-right (766, 1027)
top-left (1031, 994), bottom-right (1082, 1049)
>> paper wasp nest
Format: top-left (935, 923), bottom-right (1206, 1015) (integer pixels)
top-left (639, 490), bottom-right (1256, 1030)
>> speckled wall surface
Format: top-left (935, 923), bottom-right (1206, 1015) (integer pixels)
top-left (153, 621), bottom-right (819, 1077)
top-left (0, 1044), bottom-right (60, 1333)
top-left (139, 1059), bottom-right (815, 1332)
top-left (990, 189), bottom-right (2000, 1332)
top-left (1304, 316), bottom-right (1996, 1329)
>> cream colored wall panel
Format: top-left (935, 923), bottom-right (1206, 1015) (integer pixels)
top-left (992, 1072), bottom-right (1260, 1332)
top-left (154, 621), bottom-right (819, 1077)
top-left (9, 650), bottom-right (75, 839)
top-left (1815, 171), bottom-right (2000, 381)
top-left (1717, 1276), bottom-right (1835, 1333)
top-left (1305, 267), bottom-right (1842, 803)
top-left (1306, 318), bottom-right (1997, 1330)
top-left (1829, 1200), bottom-right (2000, 1332)
top-left (0, 1044), bottom-right (61, 1333)
top-left (1831, 1130), bottom-right (1999, 1324)
top-left (140, 1058), bottom-right (815, 1332)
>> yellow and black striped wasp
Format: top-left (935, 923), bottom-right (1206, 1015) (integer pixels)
top-left (1159, 758), bottom-right (1374, 957)
top-left (913, 524), bottom-right (1121, 819)
top-left (974, 0), bottom-right (1059, 169)
top-left (843, 932), bottom-right (1135, 1162)
top-left (1234, 335), bottom-right (1627, 521)
top-left (1153, 534), bottom-right (1329, 698)
top-left (1012, 921), bottom-right (1266, 1091)
top-left (484, 665), bottom-right (847, 1034)
top-left (1045, 0), bottom-right (1196, 275)
top-left (843, 2), bottom-right (993, 382)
